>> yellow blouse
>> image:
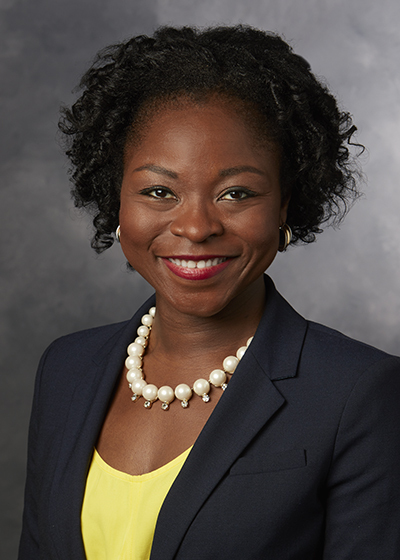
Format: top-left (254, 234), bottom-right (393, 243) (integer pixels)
top-left (81, 447), bottom-right (191, 560)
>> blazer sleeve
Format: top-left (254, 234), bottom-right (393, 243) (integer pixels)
top-left (18, 344), bottom-right (53, 560)
top-left (323, 355), bottom-right (400, 559)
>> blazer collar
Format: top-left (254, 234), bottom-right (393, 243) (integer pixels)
top-left (151, 275), bottom-right (308, 560)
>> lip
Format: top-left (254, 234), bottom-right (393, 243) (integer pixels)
top-left (161, 256), bottom-right (233, 280)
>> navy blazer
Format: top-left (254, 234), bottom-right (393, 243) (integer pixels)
top-left (19, 276), bottom-right (400, 559)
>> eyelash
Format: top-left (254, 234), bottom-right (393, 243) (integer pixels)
top-left (219, 188), bottom-right (257, 201)
top-left (140, 186), bottom-right (176, 199)
top-left (139, 186), bottom-right (257, 201)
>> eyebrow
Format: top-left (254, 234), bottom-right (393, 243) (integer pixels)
top-left (133, 163), bottom-right (265, 179)
top-left (132, 164), bottom-right (178, 179)
top-left (219, 166), bottom-right (265, 177)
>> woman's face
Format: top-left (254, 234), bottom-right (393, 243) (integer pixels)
top-left (119, 97), bottom-right (289, 318)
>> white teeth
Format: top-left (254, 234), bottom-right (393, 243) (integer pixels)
top-left (169, 257), bottom-right (226, 268)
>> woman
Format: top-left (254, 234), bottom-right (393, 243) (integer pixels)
top-left (19, 25), bottom-right (400, 559)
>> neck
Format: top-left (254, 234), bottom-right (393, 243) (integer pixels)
top-left (148, 277), bottom-right (266, 360)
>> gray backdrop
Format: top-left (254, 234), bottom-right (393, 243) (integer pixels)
top-left (1, 0), bottom-right (399, 556)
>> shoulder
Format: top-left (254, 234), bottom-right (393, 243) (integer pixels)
top-left (294, 320), bottom-right (400, 405)
top-left (39, 293), bottom-right (156, 367)
top-left (42, 320), bottom-right (130, 359)
top-left (257, 276), bottom-right (400, 391)
top-left (304, 319), bottom-right (399, 370)
top-left (33, 320), bottom-right (132, 398)
top-left (34, 321), bottom-right (130, 376)
top-left (263, 275), bottom-right (399, 380)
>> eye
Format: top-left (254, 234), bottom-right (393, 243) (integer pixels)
top-left (141, 186), bottom-right (176, 199)
top-left (219, 188), bottom-right (256, 201)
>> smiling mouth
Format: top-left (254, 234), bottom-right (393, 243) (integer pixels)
top-left (162, 256), bottom-right (232, 280)
top-left (168, 257), bottom-right (227, 269)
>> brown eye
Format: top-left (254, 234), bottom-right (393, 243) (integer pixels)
top-left (220, 189), bottom-right (254, 201)
top-left (145, 187), bottom-right (175, 199)
top-left (227, 191), bottom-right (244, 199)
top-left (154, 188), bottom-right (169, 198)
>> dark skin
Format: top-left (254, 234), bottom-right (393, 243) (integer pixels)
top-left (97, 96), bottom-right (289, 475)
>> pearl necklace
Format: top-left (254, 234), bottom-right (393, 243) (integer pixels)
top-left (125, 307), bottom-right (254, 410)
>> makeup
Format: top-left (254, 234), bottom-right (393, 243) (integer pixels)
top-left (162, 256), bottom-right (232, 280)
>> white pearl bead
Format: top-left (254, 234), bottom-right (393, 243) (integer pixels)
top-left (193, 378), bottom-right (210, 396)
top-left (127, 342), bottom-right (144, 357)
top-left (223, 355), bottom-right (239, 373)
top-left (137, 325), bottom-right (150, 338)
top-left (135, 336), bottom-right (147, 347)
top-left (175, 383), bottom-right (192, 401)
top-left (149, 307), bottom-right (156, 317)
top-left (209, 369), bottom-right (226, 387)
top-left (125, 355), bottom-right (142, 370)
top-left (236, 346), bottom-right (247, 360)
top-left (126, 355), bottom-right (142, 369)
top-left (126, 368), bottom-right (143, 383)
top-left (141, 314), bottom-right (153, 326)
top-left (246, 336), bottom-right (254, 347)
top-left (158, 386), bottom-right (175, 403)
top-left (131, 379), bottom-right (147, 395)
top-left (142, 384), bottom-right (158, 401)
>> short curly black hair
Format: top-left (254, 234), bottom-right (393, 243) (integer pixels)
top-left (59, 25), bottom-right (361, 253)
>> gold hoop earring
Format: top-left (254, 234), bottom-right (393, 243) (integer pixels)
top-left (116, 225), bottom-right (121, 242)
top-left (278, 224), bottom-right (292, 252)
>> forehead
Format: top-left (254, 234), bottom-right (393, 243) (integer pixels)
top-left (126, 93), bottom-right (278, 153)
top-left (122, 96), bottom-right (281, 185)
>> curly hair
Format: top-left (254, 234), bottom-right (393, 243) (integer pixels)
top-left (59, 25), bottom-right (361, 252)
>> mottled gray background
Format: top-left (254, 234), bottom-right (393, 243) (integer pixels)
top-left (1, 0), bottom-right (399, 555)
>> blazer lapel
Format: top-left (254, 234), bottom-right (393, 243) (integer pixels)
top-left (151, 276), bottom-right (308, 560)
top-left (48, 297), bottom-right (156, 560)
top-left (46, 275), bottom-right (306, 560)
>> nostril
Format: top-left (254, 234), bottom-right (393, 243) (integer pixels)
top-left (170, 210), bottom-right (224, 241)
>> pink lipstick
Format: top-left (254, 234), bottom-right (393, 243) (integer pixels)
top-left (162, 256), bottom-right (232, 280)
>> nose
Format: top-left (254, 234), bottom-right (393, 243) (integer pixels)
top-left (169, 200), bottom-right (224, 242)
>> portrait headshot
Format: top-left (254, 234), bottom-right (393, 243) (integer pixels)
top-left (1, 0), bottom-right (399, 558)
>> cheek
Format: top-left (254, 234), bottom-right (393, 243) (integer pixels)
top-left (119, 204), bottom-right (150, 261)
top-left (119, 203), bottom-right (157, 242)
top-left (118, 203), bottom-right (169, 273)
top-left (233, 207), bottom-right (281, 252)
top-left (253, 225), bottom-right (280, 257)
